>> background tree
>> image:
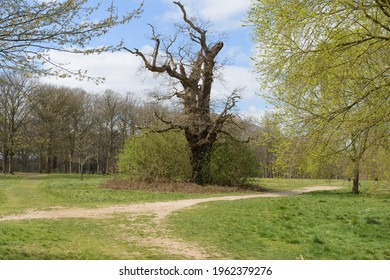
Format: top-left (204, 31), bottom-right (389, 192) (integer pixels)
top-left (248, 0), bottom-right (390, 193)
top-left (0, 72), bottom-right (34, 174)
top-left (73, 96), bottom-right (96, 179)
top-left (30, 85), bottom-right (76, 173)
top-left (125, 1), bottom-right (241, 184)
top-left (95, 90), bottom-right (123, 174)
top-left (118, 92), bottom-right (139, 148)
top-left (61, 88), bottom-right (89, 173)
top-left (254, 113), bottom-right (281, 178)
top-left (0, 0), bottom-right (142, 78)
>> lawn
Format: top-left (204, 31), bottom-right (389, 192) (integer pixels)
top-left (0, 214), bottom-right (184, 260)
top-left (168, 182), bottom-right (390, 259)
top-left (0, 174), bottom-right (388, 259)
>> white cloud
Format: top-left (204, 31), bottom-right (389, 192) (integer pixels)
top-left (213, 65), bottom-right (259, 100)
top-left (158, 0), bottom-right (250, 31)
top-left (240, 105), bottom-right (267, 121)
top-left (39, 47), bottom-right (264, 115)
top-left (40, 47), bottom-right (159, 97)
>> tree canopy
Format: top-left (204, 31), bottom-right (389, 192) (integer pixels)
top-left (0, 0), bottom-right (142, 78)
top-left (248, 0), bottom-right (390, 193)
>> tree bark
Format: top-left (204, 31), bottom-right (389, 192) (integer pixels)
top-left (8, 153), bottom-right (14, 175)
top-left (189, 143), bottom-right (212, 185)
top-left (2, 150), bottom-right (9, 174)
top-left (352, 160), bottom-right (360, 194)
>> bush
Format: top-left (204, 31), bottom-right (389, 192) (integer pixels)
top-left (208, 140), bottom-right (259, 186)
top-left (118, 131), bottom-right (259, 186)
top-left (117, 131), bottom-right (192, 182)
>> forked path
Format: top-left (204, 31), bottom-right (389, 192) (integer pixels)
top-left (0, 186), bottom-right (340, 221)
top-left (0, 186), bottom-right (341, 259)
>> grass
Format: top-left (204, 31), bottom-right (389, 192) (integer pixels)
top-left (168, 184), bottom-right (390, 259)
top-left (0, 214), bottom-right (183, 260)
top-left (0, 173), bottom-right (388, 259)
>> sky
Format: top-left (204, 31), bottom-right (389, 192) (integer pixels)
top-left (40, 0), bottom-right (267, 119)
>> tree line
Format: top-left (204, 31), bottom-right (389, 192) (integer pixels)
top-left (2, 70), bottom-right (388, 185)
top-left (0, 72), bottom-right (150, 175)
top-left (1, 0), bottom-right (388, 193)
top-left (251, 113), bottom-right (390, 181)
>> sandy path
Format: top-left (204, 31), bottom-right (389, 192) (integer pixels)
top-left (0, 186), bottom-right (340, 221)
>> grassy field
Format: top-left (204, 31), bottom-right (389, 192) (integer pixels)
top-left (169, 181), bottom-right (390, 260)
top-left (0, 173), bottom-right (388, 259)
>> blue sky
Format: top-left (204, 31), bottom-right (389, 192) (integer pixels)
top-left (41, 0), bottom-right (267, 118)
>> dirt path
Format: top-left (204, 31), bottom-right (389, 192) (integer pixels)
top-left (0, 186), bottom-right (341, 259)
top-left (0, 186), bottom-right (339, 221)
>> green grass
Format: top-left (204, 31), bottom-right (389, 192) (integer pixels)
top-left (168, 187), bottom-right (390, 259)
top-left (1, 174), bottom-right (388, 259)
top-left (0, 214), bottom-right (183, 260)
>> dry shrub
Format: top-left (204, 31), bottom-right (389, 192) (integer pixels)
top-left (101, 178), bottom-right (267, 194)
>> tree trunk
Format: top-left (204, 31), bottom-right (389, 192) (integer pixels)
top-left (8, 153), bottom-right (14, 174)
top-left (3, 150), bottom-right (8, 174)
top-left (352, 160), bottom-right (360, 194)
top-left (38, 151), bottom-right (43, 173)
top-left (79, 158), bottom-right (84, 180)
top-left (46, 155), bottom-right (52, 174)
top-left (189, 144), bottom-right (212, 185)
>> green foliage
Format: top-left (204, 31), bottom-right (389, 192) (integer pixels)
top-left (208, 140), bottom-right (259, 186)
top-left (118, 131), bottom-right (192, 182)
top-left (248, 0), bottom-right (390, 189)
top-left (118, 132), bottom-right (258, 186)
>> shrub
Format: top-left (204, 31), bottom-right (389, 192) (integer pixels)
top-left (208, 140), bottom-right (259, 186)
top-left (118, 131), bottom-right (258, 186)
top-left (117, 130), bottom-right (192, 182)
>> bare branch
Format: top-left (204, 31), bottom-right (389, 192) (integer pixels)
top-left (173, 1), bottom-right (207, 49)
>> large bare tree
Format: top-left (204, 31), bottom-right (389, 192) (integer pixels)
top-left (125, 1), bottom-right (240, 184)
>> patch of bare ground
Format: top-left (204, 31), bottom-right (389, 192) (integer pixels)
top-left (100, 178), bottom-right (268, 193)
top-left (126, 232), bottom-right (224, 260)
top-left (119, 214), bottom-right (226, 260)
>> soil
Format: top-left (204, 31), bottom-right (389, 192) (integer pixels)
top-left (0, 185), bottom-right (341, 259)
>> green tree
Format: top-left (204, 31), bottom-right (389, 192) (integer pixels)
top-left (0, 0), bottom-right (142, 78)
top-left (248, 0), bottom-right (390, 193)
